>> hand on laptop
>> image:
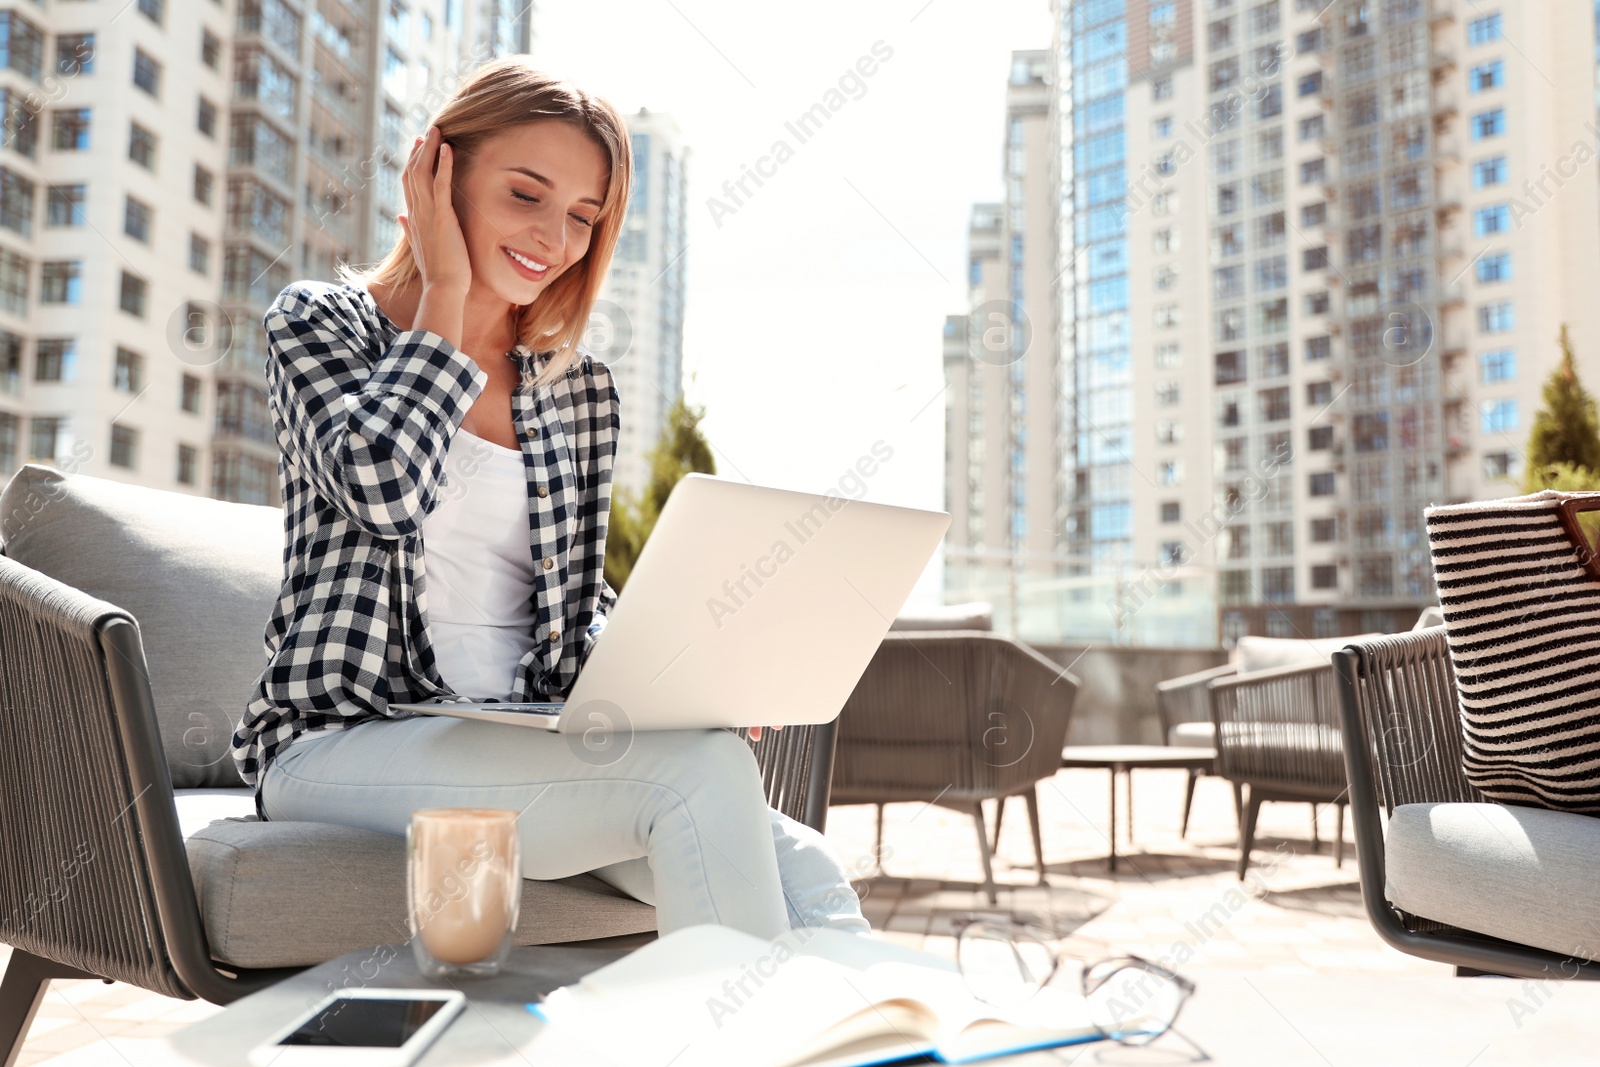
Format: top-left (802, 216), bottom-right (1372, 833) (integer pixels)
top-left (747, 725), bottom-right (784, 742)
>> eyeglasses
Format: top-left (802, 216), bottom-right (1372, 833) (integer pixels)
top-left (952, 918), bottom-right (1196, 1047)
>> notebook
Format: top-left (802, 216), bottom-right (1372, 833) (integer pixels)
top-left (521, 924), bottom-right (1102, 1067)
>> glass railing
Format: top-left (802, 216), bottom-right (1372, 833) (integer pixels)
top-left (943, 548), bottom-right (1220, 648)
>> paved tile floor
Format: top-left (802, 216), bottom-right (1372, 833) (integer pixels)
top-left (6, 767), bottom-right (1438, 1064)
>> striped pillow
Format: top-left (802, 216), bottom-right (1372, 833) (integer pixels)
top-left (1425, 490), bottom-right (1600, 814)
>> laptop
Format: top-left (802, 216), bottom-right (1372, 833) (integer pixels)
top-left (388, 473), bottom-right (950, 734)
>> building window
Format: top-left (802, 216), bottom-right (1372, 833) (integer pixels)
top-left (1310, 471), bottom-right (1336, 496)
top-left (1157, 460), bottom-right (1183, 486)
top-left (113, 346), bottom-right (144, 393)
top-left (1257, 84), bottom-right (1282, 119)
top-left (1259, 386), bottom-right (1291, 422)
top-left (1161, 501), bottom-right (1181, 523)
top-left (1311, 517), bottom-right (1338, 543)
top-left (120, 270), bottom-right (148, 317)
top-left (55, 33), bottom-right (93, 76)
top-left (0, 168), bottom-right (32, 238)
top-left (1156, 381), bottom-right (1181, 406)
top-left (1311, 564), bottom-right (1339, 590)
top-left (0, 12), bottom-right (45, 82)
top-left (28, 416), bottom-right (65, 462)
top-left (177, 442), bottom-right (199, 485)
top-left (1482, 451), bottom-right (1514, 480)
top-left (190, 233), bottom-right (211, 274)
top-left (1155, 343), bottom-right (1181, 368)
top-left (1299, 158), bottom-right (1325, 185)
top-left (0, 329), bottom-right (17, 394)
top-left (0, 410), bottom-right (16, 471)
top-left (1309, 425), bottom-right (1335, 450)
top-left (1470, 108), bottom-right (1505, 141)
top-left (110, 423), bottom-right (138, 469)
top-left (1476, 252), bottom-right (1511, 283)
top-left (128, 121), bottom-right (157, 169)
top-left (1306, 335), bottom-right (1332, 361)
top-left (1152, 116), bottom-right (1172, 139)
top-left (1261, 567), bottom-right (1294, 603)
top-left (1479, 348), bottom-right (1516, 382)
top-left (52, 108), bottom-right (90, 151)
top-left (0, 248), bottom-right (28, 314)
top-left (34, 338), bottom-right (75, 382)
top-left (1153, 227), bottom-right (1178, 253)
top-left (1472, 156), bottom-right (1507, 187)
top-left (1473, 203), bottom-right (1509, 235)
top-left (39, 261), bottom-right (79, 304)
top-left (1306, 381), bottom-right (1334, 407)
top-left (123, 195), bottom-right (152, 243)
top-left (198, 97), bottom-right (217, 138)
top-left (1156, 420), bottom-right (1182, 445)
top-left (138, 0), bottom-right (164, 24)
top-left (1259, 342), bottom-right (1289, 377)
top-left (194, 164), bottom-right (214, 206)
top-left (46, 184), bottom-right (85, 228)
top-left (1154, 304), bottom-right (1181, 328)
top-left (1467, 12), bottom-right (1502, 46)
top-left (1298, 115), bottom-right (1324, 143)
top-left (1216, 349), bottom-right (1247, 385)
top-left (1477, 302), bottom-right (1514, 333)
top-left (132, 47), bottom-right (162, 97)
top-left (180, 373), bottom-right (203, 415)
top-left (1153, 76), bottom-right (1174, 100)
top-left (1255, 255), bottom-right (1287, 290)
top-left (1469, 59), bottom-right (1503, 92)
top-left (201, 28), bottom-right (221, 70)
top-left (1480, 399), bottom-right (1518, 434)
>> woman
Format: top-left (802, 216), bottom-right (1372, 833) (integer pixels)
top-left (233, 59), bottom-right (869, 941)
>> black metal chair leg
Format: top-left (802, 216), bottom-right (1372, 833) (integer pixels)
top-left (1025, 787), bottom-right (1046, 885)
top-left (874, 802), bottom-right (885, 873)
top-left (1310, 802), bottom-right (1321, 853)
top-left (1, 950), bottom-right (99, 1067)
top-left (970, 802), bottom-right (999, 906)
top-left (1180, 768), bottom-right (1200, 838)
top-left (1334, 802), bottom-right (1346, 868)
top-left (1231, 781), bottom-right (1244, 844)
top-left (1237, 789), bottom-right (1263, 881)
top-left (990, 795), bottom-right (1005, 856)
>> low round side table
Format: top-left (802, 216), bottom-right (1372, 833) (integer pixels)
top-left (1058, 744), bottom-right (1218, 872)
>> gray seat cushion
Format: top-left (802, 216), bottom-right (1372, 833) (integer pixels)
top-left (175, 791), bottom-right (657, 969)
top-left (0, 464), bottom-right (283, 787)
top-left (1168, 721), bottom-right (1215, 748)
top-left (1385, 802), bottom-right (1600, 962)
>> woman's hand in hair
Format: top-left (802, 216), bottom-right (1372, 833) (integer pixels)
top-left (398, 125), bottom-right (473, 294)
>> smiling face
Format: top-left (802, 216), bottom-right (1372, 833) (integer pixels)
top-left (450, 119), bottom-right (611, 305)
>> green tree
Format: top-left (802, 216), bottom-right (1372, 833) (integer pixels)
top-left (1522, 325), bottom-right (1600, 493)
top-left (604, 395), bottom-right (716, 590)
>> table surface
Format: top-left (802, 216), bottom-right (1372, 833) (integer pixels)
top-left (155, 940), bottom-right (1600, 1066)
top-left (1059, 744), bottom-right (1217, 767)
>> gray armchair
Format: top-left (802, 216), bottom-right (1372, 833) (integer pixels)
top-left (1210, 661), bottom-right (1348, 879)
top-left (829, 629), bottom-right (1080, 905)
top-left (1334, 626), bottom-right (1600, 979)
top-left (1154, 663), bottom-right (1235, 837)
top-left (0, 464), bottom-right (838, 1064)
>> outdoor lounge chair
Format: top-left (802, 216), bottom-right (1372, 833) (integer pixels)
top-left (0, 464), bottom-right (839, 1064)
top-left (829, 623), bottom-right (1080, 906)
top-left (1333, 626), bottom-right (1600, 980)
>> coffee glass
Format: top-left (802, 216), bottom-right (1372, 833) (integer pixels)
top-left (406, 808), bottom-right (521, 978)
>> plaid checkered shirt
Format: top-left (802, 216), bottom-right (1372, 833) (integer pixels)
top-left (232, 280), bottom-right (620, 801)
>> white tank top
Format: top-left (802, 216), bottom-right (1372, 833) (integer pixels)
top-left (417, 426), bottom-right (540, 699)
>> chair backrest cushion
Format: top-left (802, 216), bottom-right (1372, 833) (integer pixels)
top-left (1233, 633), bottom-right (1383, 674)
top-left (0, 464), bottom-right (282, 787)
top-left (891, 601), bottom-right (993, 632)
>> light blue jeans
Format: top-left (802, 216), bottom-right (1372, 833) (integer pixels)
top-left (257, 715), bottom-right (870, 940)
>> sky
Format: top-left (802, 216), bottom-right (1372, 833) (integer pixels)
top-left (532, 1), bottom-right (1056, 603)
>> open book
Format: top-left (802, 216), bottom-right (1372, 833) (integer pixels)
top-left (522, 924), bottom-right (1101, 1067)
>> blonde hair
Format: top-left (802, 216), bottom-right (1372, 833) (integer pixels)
top-left (336, 58), bottom-right (632, 390)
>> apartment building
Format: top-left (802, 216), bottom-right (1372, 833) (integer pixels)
top-left (596, 106), bottom-right (687, 498)
top-left (0, 0), bottom-right (531, 506)
top-left (943, 51), bottom-right (1061, 624)
top-left (948, 0), bottom-right (1600, 645)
